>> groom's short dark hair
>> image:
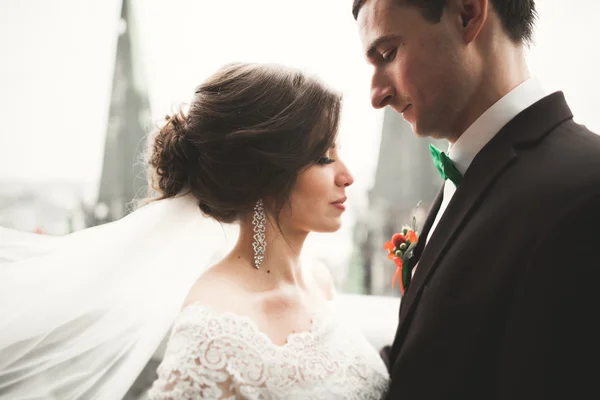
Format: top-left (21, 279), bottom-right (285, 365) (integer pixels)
top-left (352, 0), bottom-right (537, 45)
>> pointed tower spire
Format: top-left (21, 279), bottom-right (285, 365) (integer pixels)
top-left (359, 108), bottom-right (445, 294)
top-left (96, 0), bottom-right (151, 223)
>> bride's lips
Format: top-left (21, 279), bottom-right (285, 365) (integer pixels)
top-left (331, 197), bottom-right (347, 211)
top-left (401, 104), bottom-right (412, 114)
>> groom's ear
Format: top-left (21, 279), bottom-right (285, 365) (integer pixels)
top-left (449, 0), bottom-right (489, 44)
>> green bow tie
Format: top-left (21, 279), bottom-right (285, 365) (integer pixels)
top-left (429, 144), bottom-right (463, 187)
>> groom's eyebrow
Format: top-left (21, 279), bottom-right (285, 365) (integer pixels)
top-left (366, 34), bottom-right (403, 59)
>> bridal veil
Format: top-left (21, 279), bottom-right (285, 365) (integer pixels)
top-left (0, 193), bottom-right (233, 399)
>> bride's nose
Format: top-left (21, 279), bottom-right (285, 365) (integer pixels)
top-left (335, 163), bottom-right (354, 187)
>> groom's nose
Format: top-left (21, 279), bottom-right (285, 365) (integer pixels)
top-left (371, 73), bottom-right (395, 109)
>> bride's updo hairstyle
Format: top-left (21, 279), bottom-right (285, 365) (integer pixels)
top-left (147, 63), bottom-right (341, 223)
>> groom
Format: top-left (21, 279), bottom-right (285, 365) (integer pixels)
top-left (353, 0), bottom-right (600, 398)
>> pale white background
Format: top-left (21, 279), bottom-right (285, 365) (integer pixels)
top-left (1, 0), bottom-right (599, 186)
top-left (1, 0), bottom-right (598, 280)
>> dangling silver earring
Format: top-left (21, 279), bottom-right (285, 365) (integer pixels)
top-left (252, 199), bottom-right (267, 269)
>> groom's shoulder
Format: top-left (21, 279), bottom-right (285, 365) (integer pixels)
top-left (547, 120), bottom-right (600, 173)
top-left (505, 119), bottom-right (600, 205)
top-left (526, 119), bottom-right (600, 179)
top-left (559, 119), bottom-right (600, 148)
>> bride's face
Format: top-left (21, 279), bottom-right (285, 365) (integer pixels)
top-left (281, 146), bottom-right (354, 233)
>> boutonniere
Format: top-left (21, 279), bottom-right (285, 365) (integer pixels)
top-left (384, 215), bottom-right (420, 295)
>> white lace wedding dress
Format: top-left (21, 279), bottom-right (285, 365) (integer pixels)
top-left (147, 300), bottom-right (390, 399)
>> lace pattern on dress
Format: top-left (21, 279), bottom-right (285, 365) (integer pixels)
top-left (147, 302), bottom-right (389, 399)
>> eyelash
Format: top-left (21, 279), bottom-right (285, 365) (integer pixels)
top-left (317, 156), bottom-right (335, 165)
top-left (382, 48), bottom-right (397, 62)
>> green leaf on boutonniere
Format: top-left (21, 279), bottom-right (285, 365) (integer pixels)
top-left (405, 241), bottom-right (418, 255)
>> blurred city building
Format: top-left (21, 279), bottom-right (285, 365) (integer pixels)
top-left (351, 108), bottom-right (446, 296)
top-left (95, 0), bottom-right (152, 224)
top-left (0, 0), bottom-right (151, 234)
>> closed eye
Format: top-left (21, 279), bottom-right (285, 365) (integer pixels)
top-left (316, 156), bottom-right (335, 165)
top-left (382, 48), bottom-right (397, 62)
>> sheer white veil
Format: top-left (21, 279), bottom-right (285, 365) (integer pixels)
top-left (0, 193), bottom-right (235, 399)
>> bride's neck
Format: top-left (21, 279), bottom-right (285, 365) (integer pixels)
top-left (228, 217), bottom-right (308, 286)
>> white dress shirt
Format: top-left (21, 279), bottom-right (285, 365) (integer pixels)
top-left (413, 77), bottom-right (548, 277)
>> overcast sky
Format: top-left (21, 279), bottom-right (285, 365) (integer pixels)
top-left (1, 0), bottom-right (598, 191)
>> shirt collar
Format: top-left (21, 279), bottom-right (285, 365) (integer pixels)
top-left (448, 77), bottom-right (547, 174)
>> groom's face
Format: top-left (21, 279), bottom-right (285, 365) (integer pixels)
top-left (357, 0), bottom-right (475, 139)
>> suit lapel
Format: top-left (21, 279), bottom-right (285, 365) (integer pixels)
top-left (400, 185), bottom-right (443, 310)
top-left (413, 187), bottom-right (444, 262)
top-left (399, 141), bottom-right (516, 322)
top-left (389, 186), bottom-right (443, 365)
top-left (392, 92), bottom-right (574, 360)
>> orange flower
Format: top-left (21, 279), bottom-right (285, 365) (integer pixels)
top-left (407, 230), bottom-right (418, 243)
top-left (391, 233), bottom-right (405, 247)
top-left (393, 257), bottom-right (403, 268)
top-left (384, 241), bottom-right (395, 252)
top-left (391, 257), bottom-right (404, 294)
top-left (384, 214), bottom-right (421, 296)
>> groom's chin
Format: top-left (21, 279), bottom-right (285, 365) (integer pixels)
top-left (411, 124), bottom-right (446, 140)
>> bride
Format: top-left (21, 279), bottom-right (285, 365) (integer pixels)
top-left (0, 63), bottom-right (389, 399)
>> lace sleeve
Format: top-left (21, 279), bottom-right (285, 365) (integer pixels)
top-left (147, 321), bottom-right (236, 400)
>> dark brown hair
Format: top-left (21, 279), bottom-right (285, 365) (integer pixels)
top-left (352, 0), bottom-right (537, 44)
top-left (146, 63), bottom-right (341, 223)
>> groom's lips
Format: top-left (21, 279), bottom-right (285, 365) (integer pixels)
top-left (401, 104), bottom-right (412, 114)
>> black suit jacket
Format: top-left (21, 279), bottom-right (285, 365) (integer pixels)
top-left (385, 92), bottom-right (600, 399)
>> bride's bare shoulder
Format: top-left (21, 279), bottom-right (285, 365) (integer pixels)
top-left (307, 258), bottom-right (336, 301)
top-left (181, 262), bottom-right (250, 312)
